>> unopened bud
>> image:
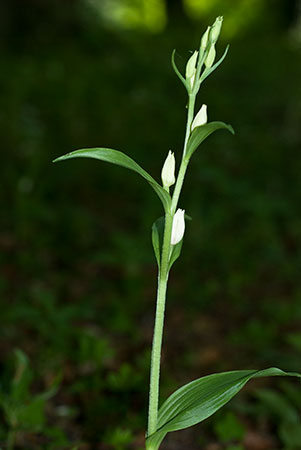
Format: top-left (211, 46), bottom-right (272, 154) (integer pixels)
top-left (185, 50), bottom-right (198, 89)
top-left (201, 26), bottom-right (210, 50)
top-left (205, 44), bottom-right (216, 68)
top-left (191, 104), bottom-right (207, 131)
top-left (171, 209), bottom-right (185, 245)
top-left (209, 16), bottom-right (223, 44)
top-left (161, 151), bottom-right (175, 188)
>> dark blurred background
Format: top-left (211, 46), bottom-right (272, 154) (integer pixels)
top-left (1, 0), bottom-right (301, 449)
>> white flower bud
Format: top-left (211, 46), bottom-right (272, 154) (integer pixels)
top-left (205, 44), bottom-right (216, 68)
top-left (201, 26), bottom-right (210, 50)
top-left (185, 50), bottom-right (198, 78)
top-left (185, 50), bottom-right (198, 89)
top-left (191, 104), bottom-right (207, 131)
top-left (171, 209), bottom-right (185, 246)
top-left (161, 151), bottom-right (175, 188)
top-left (209, 16), bottom-right (223, 44)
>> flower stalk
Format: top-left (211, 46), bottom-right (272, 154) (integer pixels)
top-left (147, 78), bottom-right (198, 438)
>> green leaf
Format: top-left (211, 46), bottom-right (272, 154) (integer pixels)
top-left (214, 411), bottom-right (246, 443)
top-left (200, 45), bottom-right (229, 84)
top-left (146, 368), bottom-right (300, 450)
top-left (279, 421), bottom-right (301, 448)
top-left (171, 50), bottom-right (187, 90)
top-left (152, 217), bottom-right (164, 268)
top-left (151, 216), bottom-right (184, 270)
top-left (17, 388), bottom-right (57, 431)
top-left (53, 148), bottom-right (171, 212)
top-left (186, 121), bottom-right (234, 160)
top-left (12, 349), bottom-right (32, 402)
top-left (255, 388), bottom-right (299, 424)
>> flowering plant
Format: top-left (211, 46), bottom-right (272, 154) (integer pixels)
top-left (54, 17), bottom-right (300, 450)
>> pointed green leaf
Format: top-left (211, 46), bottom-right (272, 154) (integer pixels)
top-left (186, 121), bottom-right (234, 159)
top-left (200, 45), bottom-right (229, 84)
top-left (171, 49), bottom-right (188, 90)
top-left (152, 217), bottom-right (165, 268)
top-left (53, 148), bottom-right (171, 212)
top-left (146, 368), bottom-right (300, 450)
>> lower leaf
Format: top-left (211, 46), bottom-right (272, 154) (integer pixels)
top-left (146, 367), bottom-right (300, 450)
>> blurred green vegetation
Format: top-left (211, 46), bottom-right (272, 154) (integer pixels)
top-left (1, 0), bottom-right (301, 448)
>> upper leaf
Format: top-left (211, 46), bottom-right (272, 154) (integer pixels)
top-left (200, 45), bottom-right (229, 85)
top-left (186, 121), bottom-right (234, 160)
top-left (53, 148), bottom-right (171, 212)
top-left (146, 367), bottom-right (300, 450)
top-left (171, 49), bottom-right (187, 90)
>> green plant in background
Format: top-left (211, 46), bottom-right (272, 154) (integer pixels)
top-left (0, 350), bottom-right (59, 450)
top-left (213, 411), bottom-right (246, 446)
top-left (254, 382), bottom-right (301, 449)
top-left (54, 17), bottom-right (300, 450)
top-left (103, 427), bottom-right (135, 450)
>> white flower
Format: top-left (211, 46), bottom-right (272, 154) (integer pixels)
top-left (161, 151), bottom-right (175, 188)
top-left (191, 104), bottom-right (207, 131)
top-left (171, 209), bottom-right (185, 245)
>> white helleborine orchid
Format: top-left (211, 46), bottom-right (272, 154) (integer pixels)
top-left (161, 151), bottom-right (175, 188)
top-left (171, 209), bottom-right (185, 245)
top-left (191, 104), bottom-right (208, 131)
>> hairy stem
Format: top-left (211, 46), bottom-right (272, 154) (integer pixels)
top-left (147, 91), bottom-right (196, 438)
top-left (171, 93), bottom-right (195, 213)
top-left (148, 212), bottom-right (173, 435)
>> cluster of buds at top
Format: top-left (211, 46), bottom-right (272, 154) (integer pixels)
top-left (184, 16), bottom-right (223, 91)
top-left (204, 16), bottom-right (223, 68)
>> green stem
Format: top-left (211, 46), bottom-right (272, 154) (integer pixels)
top-left (147, 92), bottom-right (196, 438)
top-left (184, 94), bottom-right (196, 155)
top-left (171, 93), bottom-right (196, 213)
top-left (148, 211), bottom-right (173, 435)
